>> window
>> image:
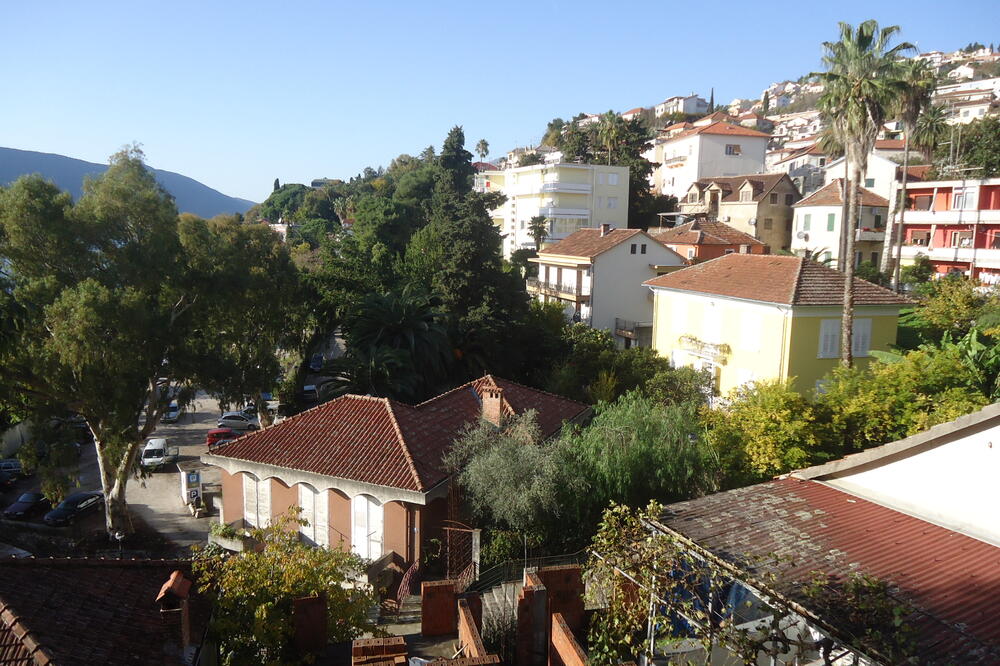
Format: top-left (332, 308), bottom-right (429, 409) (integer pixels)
top-left (864, 178), bottom-right (875, 188)
top-left (818, 319), bottom-right (840, 358)
top-left (912, 194), bottom-right (932, 211)
top-left (725, 144), bottom-right (742, 155)
top-left (827, 213), bottom-right (835, 231)
top-left (640, 244), bottom-right (647, 254)
top-left (608, 173), bottom-right (619, 186)
top-left (740, 189), bottom-right (752, 202)
top-left (597, 173), bottom-right (606, 185)
top-left (803, 213), bottom-right (811, 231)
top-left (687, 248), bottom-right (696, 259)
top-left (953, 186), bottom-right (978, 210)
top-left (607, 197), bottom-right (618, 209)
top-left (630, 243), bottom-right (637, 254)
top-left (874, 214), bottom-right (883, 228)
top-left (724, 248), bottom-right (735, 254)
top-left (687, 192), bottom-right (699, 203)
top-left (763, 218), bottom-right (773, 230)
top-left (769, 193), bottom-right (778, 204)
top-left (871, 251), bottom-right (879, 264)
top-left (784, 193), bottom-right (794, 206)
top-left (852, 318), bottom-right (872, 357)
top-left (855, 251), bottom-right (863, 267)
top-left (819, 157), bottom-right (827, 167)
top-left (950, 230), bottom-right (974, 248)
top-left (910, 230), bottom-right (930, 245)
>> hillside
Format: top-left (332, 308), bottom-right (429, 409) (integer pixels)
top-left (0, 147), bottom-right (255, 218)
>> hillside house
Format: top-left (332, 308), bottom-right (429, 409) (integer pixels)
top-left (791, 179), bottom-right (889, 267)
top-left (647, 219), bottom-right (766, 262)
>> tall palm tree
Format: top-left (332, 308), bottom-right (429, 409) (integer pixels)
top-left (913, 103), bottom-right (950, 162)
top-left (596, 111), bottom-right (624, 165)
top-left (475, 139), bottom-right (489, 164)
top-left (884, 59), bottom-right (937, 289)
top-left (815, 20), bottom-right (914, 367)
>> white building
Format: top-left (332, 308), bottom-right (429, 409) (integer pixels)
top-left (655, 94), bottom-right (708, 118)
top-left (790, 179), bottom-right (889, 267)
top-left (769, 144), bottom-right (828, 195)
top-left (821, 152), bottom-right (905, 204)
top-left (476, 163), bottom-right (630, 259)
top-left (527, 226), bottom-right (684, 347)
top-left (647, 121), bottom-right (769, 200)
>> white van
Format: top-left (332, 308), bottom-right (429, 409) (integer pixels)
top-left (140, 438), bottom-right (179, 470)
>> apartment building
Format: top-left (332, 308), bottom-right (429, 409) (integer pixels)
top-left (475, 163), bottom-right (629, 258)
top-left (790, 179), bottom-right (890, 267)
top-left (769, 144), bottom-right (828, 195)
top-left (655, 94), bottom-right (708, 118)
top-left (896, 176), bottom-right (1000, 284)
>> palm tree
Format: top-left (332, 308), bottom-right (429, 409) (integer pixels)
top-left (475, 139), bottom-right (489, 164)
top-left (528, 215), bottom-right (550, 250)
top-left (913, 103), bottom-right (949, 162)
top-left (884, 59), bottom-right (937, 289)
top-left (596, 111), bottom-right (624, 165)
top-left (815, 20), bottom-right (914, 367)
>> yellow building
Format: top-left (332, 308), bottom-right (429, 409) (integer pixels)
top-left (643, 254), bottom-right (911, 395)
top-left (475, 162), bottom-right (630, 259)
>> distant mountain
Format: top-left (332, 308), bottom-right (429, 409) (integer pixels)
top-left (0, 147), bottom-right (255, 218)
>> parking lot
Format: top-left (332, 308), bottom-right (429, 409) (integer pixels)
top-left (0, 393), bottom-right (226, 555)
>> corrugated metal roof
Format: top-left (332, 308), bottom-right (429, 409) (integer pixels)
top-left (657, 478), bottom-right (1000, 662)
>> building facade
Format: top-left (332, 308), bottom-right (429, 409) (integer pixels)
top-left (475, 163), bottom-right (629, 258)
top-left (791, 179), bottom-right (889, 267)
top-left (647, 220), bottom-right (766, 262)
top-left (654, 94), bottom-right (708, 117)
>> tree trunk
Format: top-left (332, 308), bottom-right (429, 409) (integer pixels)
top-left (95, 436), bottom-right (143, 535)
top-left (891, 132), bottom-right (912, 291)
top-left (882, 132), bottom-right (911, 285)
top-left (837, 160), bottom-right (849, 271)
top-left (841, 169), bottom-right (859, 368)
top-left (257, 390), bottom-right (274, 428)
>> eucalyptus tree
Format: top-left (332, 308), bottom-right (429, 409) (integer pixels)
top-left (883, 58), bottom-right (937, 288)
top-left (0, 148), bottom-right (300, 534)
top-left (815, 20), bottom-right (914, 366)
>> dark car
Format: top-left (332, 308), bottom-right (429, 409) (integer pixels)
top-left (3, 492), bottom-right (51, 520)
top-left (206, 428), bottom-right (237, 448)
top-left (43, 491), bottom-right (103, 526)
top-left (309, 353), bottom-right (324, 372)
top-left (0, 471), bottom-right (14, 490)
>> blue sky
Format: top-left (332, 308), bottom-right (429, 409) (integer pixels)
top-left (2, 1), bottom-right (998, 202)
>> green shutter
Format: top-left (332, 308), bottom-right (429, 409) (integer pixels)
top-left (803, 214), bottom-right (811, 231)
top-left (827, 213), bottom-right (835, 231)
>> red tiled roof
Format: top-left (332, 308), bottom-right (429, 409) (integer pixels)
top-left (656, 477), bottom-right (1000, 663)
top-left (538, 228), bottom-right (645, 260)
top-left (473, 161), bottom-right (498, 172)
top-left (648, 220), bottom-right (764, 247)
top-left (663, 121), bottom-right (770, 142)
top-left (775, 143), bottom-right (826, 164)
top-left (0, 559), bottom-right (208, 665)
top-left (875, 138), bottom-right (906, 150)
top-left (209, 375), bottom-right (589, 492)
top-left (685, 173), bottom-right (793, 204)
top-left (643, 254), bottom-right (911, 306)
top-left (902, 164), bottom-right (932, 181)
top-left (794, 179), bottom-right (889, 208)
top-left (621, 107), bottom-right (645, 116)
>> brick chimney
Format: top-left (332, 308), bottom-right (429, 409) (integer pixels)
top-left (481, 386), bottom-right (505, 426)
top-left (600, 223), bottom-right (612, 237)
top-left (156, 570), bottom-right (192, 648)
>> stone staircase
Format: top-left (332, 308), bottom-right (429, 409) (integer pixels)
top-left (481, 579), bottom-right (522, 625)
top-left (377, 594), bottom-right (422, 626)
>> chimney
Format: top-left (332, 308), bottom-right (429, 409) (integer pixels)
top-left (481, 386), bottom-right (505, 426)
top-left (157, 570), bottom-right (192, 648)
top-left (600, 223), bottom-right (612, 237)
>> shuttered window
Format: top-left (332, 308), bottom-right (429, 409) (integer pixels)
top-left (298, 484), bottom-right (316, 545)
top-left (818, 319), bottom-right (840, 358)
top-left (243, 474), bottom-right (259, 528)
top-left (827, 213), bottom-right (836, 231)
top-left (852, 318), bottom-right (873, 357)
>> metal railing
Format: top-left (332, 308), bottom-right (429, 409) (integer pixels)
top-left (395, 560), bottom-right (420, 616)
top-left (525, 278), bottom-right (587, 297)
top-left (467, 549), bottom-right (588, 594)
top-left (614, 318), bottom-right (653, 338)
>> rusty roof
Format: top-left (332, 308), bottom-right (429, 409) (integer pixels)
top-left (0, 559), bottom-right (208, 666)
top-left (648, 220), bottom-right (764, 247)
top-left (643, 254), bottom-right (911, 307)
top-left (209, 375), bottom-right (589, 492)
top-left (538, 228), bottom-right (645, 260)
top-left (794, 179), bottom-right (890, 208)
top-left (656, 477), bottom-right (1000, 663)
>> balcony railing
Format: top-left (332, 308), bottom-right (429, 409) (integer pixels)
top-left (677, 335), bottom-right (731, 362)
top-left (903, 209), bottom-right (1000, 224)
top-left (662, 155), bottom-right (687, 166)
top-left (541, 181), bottom-right (592, 194)
top-left (898, 244), bottom-right (1000, 267)
top-left (614, 318), bottom-right (653, 339)
top-left (856, 229), bottom-right (885, 242)
top-left (525, 278), bottom-right (590, 300)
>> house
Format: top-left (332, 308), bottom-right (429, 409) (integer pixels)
top-left (646, 403), bottom-right (1000, 663)
top-left (203, 376), bottom-right (589, 568)
top-left (527, 226), bottom-right (685, 347)
top-left (647, 121), bottom-right (770, 200)
top-left (676, 173), bottom-right (801, 252)
top-left (475, 162), bottom-right (629, 259)
top-left (947, 63), bottom-right (976, 80)
top-left (620, 107), bottom-right (645, 121)
top-left (654, 94), bottom-right (708, 118)
top-left (647, 219), bottom-right (766, 261)
top-left (0, 559), bottom-right (211, 664)
top-left (791, 179), bottom-right (890, 267)
top-left (769, 143), bottom-right (828, 195)
top-left (821, 152), bottom-right (905, 204)
top-left (896, 176), bottom-right (1000, 283)
top-left (643, 254), bottom-right (910, 395)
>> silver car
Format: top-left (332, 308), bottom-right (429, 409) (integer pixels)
top-left (217, 412), bottom-right (259, 431)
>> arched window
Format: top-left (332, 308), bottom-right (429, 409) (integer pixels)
top-left (242, 473), bottom-right (270, 528)
top-left (298, 484), bottom-right (328, 548)
top-left (351, 494), bottom-right (383, 560)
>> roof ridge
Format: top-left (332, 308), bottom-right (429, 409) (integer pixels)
top-left (383, 400), bottom-right (424, 492)
top-left (790, 256), bottom-right (807, 304)
top-left (488, 375), bottom-right (591, 411)
top-left (0, 599), bottom-right (58, 664)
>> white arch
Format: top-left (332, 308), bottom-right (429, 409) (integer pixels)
top-left (351, 493), bottom-right (383, 560)
top-left (242, 472), bottom-right (268, 528)
top-left (297, 482), bottom-right (329, 548)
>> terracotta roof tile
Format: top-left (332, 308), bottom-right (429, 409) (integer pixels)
top-left (538, 228), bottom-right (645, 260)
top-left (210, 375), bottom-right (589, 492)
top-left (874, 138), bottom-right (906, 150)
top-left (648, 220), bottom-right (764, 247)
top-left (656, 478), bottom-right (1000, 663)
top-left (0, 559), bottom-right (208, 665)
top-left (685, 173), bottom-right (793, 203)
top-left (643, 254), bottom-right (911, 306)
top-left (794, 179), bottom-right (889, 208)
top-left (663, 121), bottom-right (770, 142)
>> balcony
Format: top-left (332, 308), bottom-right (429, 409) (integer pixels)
top-left (899, 244), bottom-right (1000, 268)
top-left (541, 181), bottom-right (592, 194)
top-left (677, 335), bottom-right (731, 362)
top-left (614, 318), bottom-right (652, 340)
top-left (903, 209), bottom-right (1000, 225)
top-left (525, 278), bottom-right (590, 302)
top-left (662, 155), bottom-right (687, 166)
top-left (856, 229), bottom-right (885, 242)
top-left (538, 206), bottom-right (590, 218)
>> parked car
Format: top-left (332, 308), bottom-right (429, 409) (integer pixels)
top-left (139, 438), bottom-right (179, 470)
top-left (161, 401), bottom-right (182, 424)
top-left (0, 459), bottom-right (26, 478)
top-left (0, 471), bottom-right (14, 490)
top-left (3, 492), bottom-right (51, 520)
top-left (309, 353), bottom-right (324, 372)
top-left (43, 491), bottom-right (103, 526)
top-left (206, 428), bottom-right (238, 447)
top-left (217, 412), bottom-right (259, 431)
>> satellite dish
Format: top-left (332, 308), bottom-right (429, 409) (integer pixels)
top-left (796, 231), bottom-right (808, 240)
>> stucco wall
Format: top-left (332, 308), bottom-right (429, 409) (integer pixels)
top-left (270, 478), bottom-right (298, 526)
top-left (591, 234), bottom-right (683, 334)
top-left (696, 134), bottom-right (767, 182)
top-left (383, 500), bottom-right (409, 560)
top-left (220, 469), bottom-right (243, 524)
top-left (329, 489), bottom-right (351, 551)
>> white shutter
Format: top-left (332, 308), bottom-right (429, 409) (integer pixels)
top-left (368, 500), bottom-right (383, 559)
top-left (852, 318), bottom-right (873, 357)
top-left (257, 477), bottom-right (271, 527)
top-left (314, 489), bottom-right (329, 548)
top-left (818, 319), bottom-right (840, 358)
top-left (298, 485), bottom-right (316, 544)
top-left (352, 495), bottom-right (368, 558)
top-left (242, 474), bottom-right (258, 528)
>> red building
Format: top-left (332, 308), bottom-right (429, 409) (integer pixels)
top-left (899, 177), bottom-right (1000, 284)
top-left (647, 219), bottom-right (767, 262)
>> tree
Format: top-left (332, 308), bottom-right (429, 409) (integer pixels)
top-left (193, 511), bottom-right (379, 665)
top-left (908, 275), bottom-right (1000, 338)
top-left (527, 215), bottom-right (549, 250)
top-left (913, 103), bottom-right (949, 161)
top-left (948, 117), bottom-right (1000, 177)
top-left (258, 183), bottom-right (309, 222)
top-left (708, 87), bottom-right (714, 113)
top-left (0, 148), bottom-right (299, 533)
top-left (816, 20), bottom-right (914, 366)
top-left (762, 90), bottom-right (771, 115)
top-left (438, 126), bottom-right (476, 195)
top-left (899, 252), bottom-right (934, 287)
top-left (273, 177), bottom-right (280, 192)
top-left (884, 58), bottom-right (936, 288)
top-left (475, 138), bottom-right (489, 163)
top-left (596, 111), bottom-right (625, 165)
top-left (541, 118), bottom-right (566, 146)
